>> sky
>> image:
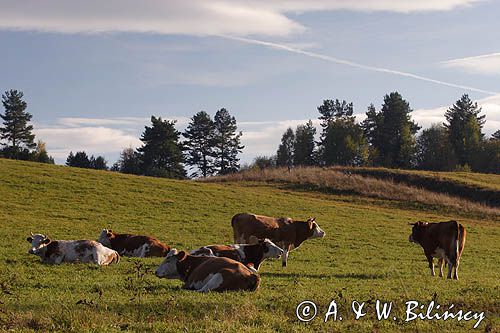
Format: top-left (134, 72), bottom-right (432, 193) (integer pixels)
top-left (0, 0), bottom-right (499, 165)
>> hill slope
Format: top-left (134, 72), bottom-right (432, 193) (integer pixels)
top-left (0, 159), bottom-right (498, 332)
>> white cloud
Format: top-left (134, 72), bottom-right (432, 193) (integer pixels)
top-left (0, 0), bottom-right (484, 37)
top-left (442, 53), bottom-right (500, 76)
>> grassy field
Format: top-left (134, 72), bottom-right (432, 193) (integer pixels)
top-left (0, 158), bottom-right (499, 332)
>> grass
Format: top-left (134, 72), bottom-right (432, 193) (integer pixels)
top-left (0, 158), bottom-right (499, 332)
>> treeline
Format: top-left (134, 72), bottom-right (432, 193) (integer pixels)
top-left (108, 110), bottom-right (243, 178)
top-left (0, 89), bottom-right (244, 179)
top-left (252, 92), bottom-right (499, 174)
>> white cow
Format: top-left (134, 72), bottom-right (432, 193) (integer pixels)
top-left (27, 233), bottom-right (120, 265)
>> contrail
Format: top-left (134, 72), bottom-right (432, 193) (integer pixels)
top-left (219, 35), bottom-right (499, 96)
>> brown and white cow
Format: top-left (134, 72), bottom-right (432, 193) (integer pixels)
top-left (98, 229), bottom-right (170, 257)
top-left (408, 220), bottom-right (466, 280)
top-left (189, 238), bottom-right (283, 271)
top-left (231, 213), bottom-right (326, 267)
top-left (27, 233), bottom-right (119, 265)
top-left (155, 249), bottom-right (260, 292)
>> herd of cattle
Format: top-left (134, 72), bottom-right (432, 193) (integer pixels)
top-left (26, 213), bottom-right (466, 292)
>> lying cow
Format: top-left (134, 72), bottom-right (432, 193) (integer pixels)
top-left (408, 220), bottom-right (466, 280)
top-left (231, 213), bottom-right (326, 267)
top-left (189, 238), bottom-right (283, 271)
top-left (98, 229), bottom-right (170, 257)
top-left (155, 249), bottom-right (260, 292)
top-left (27, 233), bottom-right (119, 265)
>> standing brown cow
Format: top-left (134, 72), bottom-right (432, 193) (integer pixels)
top-left (409, 220), bottom-right (466, 280)
top-left (231, 213), bottom-right (326, 267)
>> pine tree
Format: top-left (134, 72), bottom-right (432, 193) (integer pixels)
top-left (293, 120), bottom-right (316, 166)
top-left (183, 111), bottom-right (216, 177)
top-left (276, 127), bottom-right (295, 170)
top-left (138, 116), bottom-right (186, 178)
top-left (444, 94), bottom-right (485, 167)
top-left (213, 108), bottom-right (244, 175)
top-left (361, 103), bottom-right (383, 165)
top-left (0, 90), bottom-right (36, 159)
top-left (90, 155), bottom-right (108, 170)
top-left (66, 151), bottom-right (91, 168)
top-left (366, 92), bottom-right (420, 168)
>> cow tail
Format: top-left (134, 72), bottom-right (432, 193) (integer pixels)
top-left (248, 273), bottom-right (261, 291)
top-left (452, 221), bottom-right (459, 266)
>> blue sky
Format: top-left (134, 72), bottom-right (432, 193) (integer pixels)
top-left (0, 0), bottom-right (499, 164)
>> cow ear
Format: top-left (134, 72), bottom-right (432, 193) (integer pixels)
top-left (408, 222), bottom-right (416, 226)
top-left (43, 238), bottom-right (51, 244)
top-left (26, 237), bottom-right (33, 243)
top-left (177, 251), bottom-right (187, 261)
top-left (308, 217), bottom-right (316, 223)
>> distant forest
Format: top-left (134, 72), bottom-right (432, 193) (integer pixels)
top-left (1, 89), bottom-right (499, 177)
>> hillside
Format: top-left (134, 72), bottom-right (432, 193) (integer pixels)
top-left (331, 166), bottom-right (500, 206)
top-left (0, 158), bottom-right (499, 332)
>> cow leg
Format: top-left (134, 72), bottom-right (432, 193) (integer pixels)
top-left (446, 258), bottom-right (453, 279)
top-left (282, 244), bottom-right (291, 267)
top-left (453, 260), bottom-right (459, 280)
top-left (426, 254), bottom-right (435, 276)
top-left (197, 273), bottom-right (224, 292)
top-left (438, 258), bottom-right (444, 277)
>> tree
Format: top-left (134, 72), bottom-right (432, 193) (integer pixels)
top-left (114, 147), bottom-right (142, 174)
top-left (90, 155), bottom-right (108, 170)
top-left (251, 155), bottom-right (276, 170)
top-left (137, 116), bottom-right (186, 178)
top-left (492, 130), bottom-right (500, 140)
top-left (212, 108), bottom-right (244, 175)
top-left (416, 124), bottom-right (456, 171)
top-left (293, 120), bottom-right (316, 166)
top-left (0, 90), bottom-right (36, 159)
top-left (183, 111), bottom-right (216, 178)
top-left (66, 151), bottom-right (91, 168)
top-left (364, 92), bottom-right (420, 168)
top-left (361, 103), bottom-right (383, 165)
top-left (322, 118), bottom-right (368, 166)
top-left (317, 99), bottom-right (367, 166)
top-left (317, 99), bottom-right (354, 163)
top-left (478, 136), bottom-right (500, 174)
top-left (444, 94), bottom-right (485, 167)
top-left (276, 127), bottom-right (295, 170)
top-left (32, 140), bottom-right (55, 164)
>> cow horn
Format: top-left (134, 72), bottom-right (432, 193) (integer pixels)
top-left (30, 231), bottom-right (34, 236)
top-left (408, 222), bottom-right (416, 225)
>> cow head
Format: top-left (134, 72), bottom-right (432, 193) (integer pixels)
top-left (259, 239), bottom-right (283, 259)
top-left (408, 221), bottom-right (429, 243)
top-left (155, 249), bottom-right (187, 279)
top-left (26, 232), bottom-right (51, 255)
top-left (98, 229), bottom-right (114, 247)
top-left (306, 218), bottom-right (326, 239)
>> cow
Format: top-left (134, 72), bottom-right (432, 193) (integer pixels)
top-left (155, 249), bottom-right (260, 292)
top-left (97, 229), bottom-right (170, 257)
top-left (408, 220), bottom-right (466, 280)
top-left (189, 238), bottom-right (284, 271)
top-left (26, 233), bottom-right (119, 265)
top-left (231, 213), bottom-right (326, 267)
